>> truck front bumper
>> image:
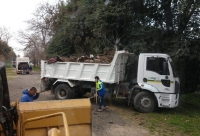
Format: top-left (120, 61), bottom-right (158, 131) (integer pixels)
top-left (155, 93), bottom-right (179, 108)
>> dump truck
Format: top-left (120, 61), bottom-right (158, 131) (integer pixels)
top-left (41, 50), bottom-right (180, 113)
top-left (0, 62), bottom-right (92, 136)
top-left (16, 57), bottom-right (30, 74)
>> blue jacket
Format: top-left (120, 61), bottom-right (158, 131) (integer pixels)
top-left (29, 66), bottom-right (32, 71)
top-left (96, 80), bottom-right (106, 97)
top-left (20, 89), bottom-right (39, 102)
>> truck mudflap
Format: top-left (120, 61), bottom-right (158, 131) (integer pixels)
top-left (128, 85), bottom-right (141, 106)
top-left (40, 78), bottom-right (49, 92)
top-left (154, 93), bottom-right (179, 108)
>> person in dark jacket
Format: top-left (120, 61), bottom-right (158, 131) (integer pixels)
top-left (22, 65), bottom-right (28, 74)
top-left (29, 65), bottom-right (32, 74)
top-left (94, 76), bottom-right (108, 112)
top-left (20, 87), bottom-right (39, 102)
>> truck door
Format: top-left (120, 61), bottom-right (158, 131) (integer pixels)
top-left (143, 56), bottom-right (175, 94)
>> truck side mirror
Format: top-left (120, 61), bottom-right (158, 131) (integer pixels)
top-left (162, 62), bottom-right (168, 75)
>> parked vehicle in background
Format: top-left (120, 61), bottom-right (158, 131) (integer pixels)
top-left (16, 57), bottom-right (30, 74)
top-left (41, 50), bottom-right (180, 113)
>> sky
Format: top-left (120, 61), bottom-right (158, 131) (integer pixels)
top-left (0, 0), bottom-right (58, 57)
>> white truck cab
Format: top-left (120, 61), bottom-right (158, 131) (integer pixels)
top-left (129, 53), bottom-right (180, 112)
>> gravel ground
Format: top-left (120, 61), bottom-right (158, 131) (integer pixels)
top-left (8, 70), bottom-right (156, 136)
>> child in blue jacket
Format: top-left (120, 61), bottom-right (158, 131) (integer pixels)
top-left (95, 76), bottom-right (108, 112)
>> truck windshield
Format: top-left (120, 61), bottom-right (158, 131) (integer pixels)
top-left (169, 59), bottom-right (178, 77)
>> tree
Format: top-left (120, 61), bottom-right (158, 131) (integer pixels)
top-left (18, 2), bottom-right (57, 65)
top-left (26, 2), bottom-right (57, 54)
top-left (23, 0), bottom-right (200, 92)
top-left (18, 31), bottom-right (45, 66)
top-left (0, 26), bottom-right (16, 61)
top-left (64, 0), bottom-right (200, 92)
top-left (48, 0), bottom-right (115, 56)
top-left (0, 40), bottom-right (11, 58)
top-left (0, 26), bottom-right (12, 42)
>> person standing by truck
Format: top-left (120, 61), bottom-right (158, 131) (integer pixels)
top-left (94, 76), bottom-right (108, 112)
top-left (29, 65), bottom-right (32, 74)
top-left (22, 66), bottom-right (27, 74)
top-left (20, 87), bottom-right (40, 102)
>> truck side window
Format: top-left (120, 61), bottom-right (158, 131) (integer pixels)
top-left (146, 57), bottom-right (169, 75)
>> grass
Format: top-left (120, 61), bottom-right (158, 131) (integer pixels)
top-left (32, 67), bottom-right (41, 72)
top-left (137, 93), bottom-right (200, 136)
top-left (110, 93), bottom-right (200, 136)
top-left (6, 68), bottom-right (17, 80)
top-left (4, 65), bottom-right (40, 80)
top-left (5, 62), bottom-right (13, 68)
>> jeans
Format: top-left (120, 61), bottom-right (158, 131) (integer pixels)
top-left (98, 96), bottom-right (107, 109)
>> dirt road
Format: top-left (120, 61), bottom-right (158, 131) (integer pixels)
top-left (8, 71), bottom-right (156, 136)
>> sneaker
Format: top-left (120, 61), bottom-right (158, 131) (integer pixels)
top-left (97, 109), bottom-right (103, 112)
top-left (104, 106), bottom-right (108, 110)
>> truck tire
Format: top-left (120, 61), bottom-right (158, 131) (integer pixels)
top-left (54, 84), bottom-right (72, 100)
top-left (134, 91), bottom-right (156, 113)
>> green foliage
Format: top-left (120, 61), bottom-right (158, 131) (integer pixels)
top-left (46, 0), bottom-right (200, 92)
top-left (48, 31), bottom-right (75, 57)
top-left (32, 67), bottom-right (41, 72)
top-left (0, 39), bottom-right (12, 59)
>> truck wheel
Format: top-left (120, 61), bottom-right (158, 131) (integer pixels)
top-left (134, 91), bottom-right (156, 113)
top-left (54, 84), bottom-right (72, 100)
